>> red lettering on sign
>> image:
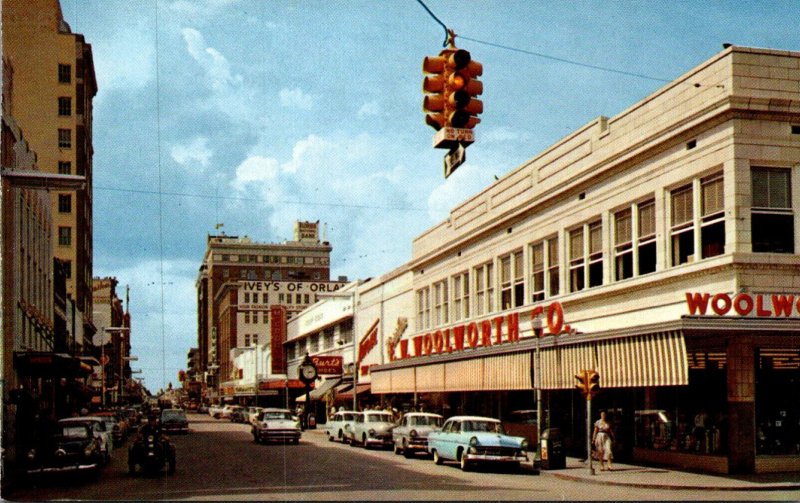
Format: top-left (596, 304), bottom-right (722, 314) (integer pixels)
top-left (685, 292), bottom-right (711, 315)
top-left (480, 319), bottom-right (492, 347)
top-left (413, 336), bottom-right (423, 357)
top-left (455, 325), bottom-right (466, 351)
top-left (400, 339), bottom-right (409, 359)
top-left (422, 333), bottom-right (433, 355)
top-left (466, 322), bottom-right (478, 348)
top-left (443, 328), bottom-right (453, 352)
top-left (756, 295), bottom-right (771, 317)
top-left (734, 293), bottom-right (753, 316)
top-left (507, 312), bottom-right (519, 342)
top-left (546, 302), bottom-right (564, 334)
top-left (433, 330), bottom-right (444, 353)
top-left (711, 293), bottom-right (731, 315)
top-left (773, 295), bottom-right (795, 317)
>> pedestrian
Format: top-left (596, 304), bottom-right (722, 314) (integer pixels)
top-left (592, 410), bottom-right (615, 471)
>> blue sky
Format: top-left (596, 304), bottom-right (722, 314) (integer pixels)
top-left (61, 0), bottom-right (798, 392)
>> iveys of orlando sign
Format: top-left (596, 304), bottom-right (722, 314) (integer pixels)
top-left (389, 301), bottom-right (573, 362)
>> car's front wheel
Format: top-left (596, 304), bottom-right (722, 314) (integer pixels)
top-left (393, 441), bottom-right (402, 455)
top-left (432, 449), bottom-right (443, 465)
top-left (459, 451), bottom-right (471, 472)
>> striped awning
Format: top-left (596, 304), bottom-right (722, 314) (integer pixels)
top-left (540, 331), bottom-right (688, 389)
top-left (371, 352), bottom-right (532, 394)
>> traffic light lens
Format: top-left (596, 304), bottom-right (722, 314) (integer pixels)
top-left (451, 74), bottom-right (465, 90)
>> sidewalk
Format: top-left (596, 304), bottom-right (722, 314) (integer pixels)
top-left (540, 456), bottom-right (800, 492)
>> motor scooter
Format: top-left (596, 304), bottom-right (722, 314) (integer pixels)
top-left (128, 432), bottom-right (175, 475)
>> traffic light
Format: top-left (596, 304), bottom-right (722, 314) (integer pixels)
top-left (422, 54), bottom-right (448, 131)
top-left (575, 370), bottom-right (601, 399)
top-left (445, 49), bottom-right (483, 129)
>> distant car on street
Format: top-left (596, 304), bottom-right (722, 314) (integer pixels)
top-left (427, 415), bottom-right (529, 471)
top-left (251, 408), bottom-right (301, 444)
top-left (392, 412), bottom-right (443, 458)
top-left (348, 411), bottom-right (395, 449)
top-left (326, 410), bottom-right (359, 443)
top-left (160, 408), bottom-right (189, 434)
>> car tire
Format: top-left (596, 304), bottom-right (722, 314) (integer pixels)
top-left (361, 435), bottom-right (368, 449)
top-left (393, 442), bottom-right (402, 455)
top-left (459, 452), bottom-right (471, 472)
top-left (433, 450), bottom-right (443, 465)
top-left (328, 433), bottom-right (335, 442)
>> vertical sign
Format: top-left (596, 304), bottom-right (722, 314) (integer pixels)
top-left (270, 305), bottom-right (287, 374)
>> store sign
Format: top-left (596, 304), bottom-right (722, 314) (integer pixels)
top-left (311, 355), bottom-right (343, 375)
top-left (389, 301), bottom-right (573, 361)
top-left (686, 292), bottom-right (800, 317)
top-left (358, 319), bottom-right (380, 364)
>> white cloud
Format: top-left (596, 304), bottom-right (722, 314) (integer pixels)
top-left (358, 101), bottom-right (380, 118)
top-left (92, 20), bottom-right (154, 93)
top-left (181, 28), bottom-right (243, 92)
top-left (481, 126), bottom-right (534, 144)
top-left (426, 163), bottom-right (494, 221)
top-left (170, 136), bottom-right (213, 168)
top-left (279, 87), bottom-right (313, 110)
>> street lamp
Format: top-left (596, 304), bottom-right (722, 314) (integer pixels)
top-left (532, 316), bottom-right (544, 459)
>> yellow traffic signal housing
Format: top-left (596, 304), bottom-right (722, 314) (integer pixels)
top-left (422, 46), bottom-right (483, 132)
top-left (574, 370), bottom-right (589, 396)
top-left (575, 369), bottom-right (601, 399)
top-left (422, 55), bottom-right (448, 131)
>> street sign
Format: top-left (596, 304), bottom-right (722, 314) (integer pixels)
top-left (444, 144), bottom-right (466, 178)
top-left (433, 126), bottom-right (474, 149)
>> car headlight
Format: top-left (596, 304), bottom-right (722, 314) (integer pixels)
top-left (409, 429), bottom-right (418, 438)
top-left (27, 448), bottom-right (36, 460)
top-left (368, 428), bottom-right (376, 436)
top-left (84, 444), bottom-right (95, 456)
top-left (469, 436), bottom-right (479, 447)
top-left (520, 439), bottom-right (529, 451)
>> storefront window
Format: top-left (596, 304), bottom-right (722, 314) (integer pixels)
top-left (756, 349), bottom-right (800, 455)
top-left (634, 351), bottom-right (728, 455)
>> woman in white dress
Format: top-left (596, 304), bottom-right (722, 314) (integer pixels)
top-left (592, 410), bottom-right (615, 471)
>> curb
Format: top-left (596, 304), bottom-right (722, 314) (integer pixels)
top-left (545, 471), bottom-right (800, 492)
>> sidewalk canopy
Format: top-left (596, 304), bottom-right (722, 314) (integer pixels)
top-left (336, 383), bottom-right (370, 401)
top-left (309, 378), bottom-right (341, 400)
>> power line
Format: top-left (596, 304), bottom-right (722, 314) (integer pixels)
top-left (93, 185), bottom-right (430, 213)
top-left (416, 0), bottom-right (670, 83)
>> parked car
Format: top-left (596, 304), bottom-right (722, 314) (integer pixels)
top-left (326, 410), bottom-right (360, 443)
top-left (348, 411), bottom-right (395, 449)
top-left (247, 407), bottom-right (264, 425)
top-left (58, 417), bottom-right (114, 463)
top-left (95, 412), bottom-right (125, 445)
top-left (251, 408), bottom-right (301, 444)
top-left (25, 422), bottom-right (105, 477)
top-left (502, 410), bottom-right (538, 450)
top-left (427, 415), bottom-right (529, 471)
top-left (392, 412), bottom-right (444, 458)
top-left (228, 405), bottom-right (247, 423)
top-left (219, 404), bottom-right (236, 420)
top-left (161, 408), bottom-right (190, 434)
top-left (197, 404), bottom-right (209, 414)
top-left (208, 404), bottom-right (224, 418)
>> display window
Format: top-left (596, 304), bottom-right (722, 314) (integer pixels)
top-left (634, 351), bottom-right (728, 455)
top-left (756, 348), bottom-right (800, 456)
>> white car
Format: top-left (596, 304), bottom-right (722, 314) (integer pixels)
top-left (326, 410), bottom-right (360, 443)
top-left (251, 408), bottom-right (301, 444)
top-left (392, 412), bottom-right (444, 458)
top-left (348, 411), bottom-right (395, 449)
top-left (208, 404), bottom-right (224, 418)
top-left (58, 417), bottom-right (113, 463)
top-left (247, 407), bottom-right (264, 425)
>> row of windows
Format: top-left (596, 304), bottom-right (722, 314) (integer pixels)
top-left (215, 253), bottom-right (329, 265)
top-left (286, 321), bottom-right (352, 362)
top-left (221, 268), bottom-right (323, 281)
top-left (242, 334), bottom-right (259, 347)
top-left (415, 167), bottom-right (794, 331)
top-left (240, 292), bottom-right (313, 309)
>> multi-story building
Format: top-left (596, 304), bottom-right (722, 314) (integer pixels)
top-left (3, 0), bottom-right (98, 348)
top-left (91, 277), bottom-right (131, 406)
top-left (196, 221), bottom-right (346, 401)
top-left (360, 45), bottom-right (800, 475)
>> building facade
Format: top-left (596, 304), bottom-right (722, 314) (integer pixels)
top-left (196, 221), bottom-right (345, 401)
top-left (3, 0), bottom-right (98, 346)
top-left (367, 46), bottom-right (800, 475)
top-left (91, 277), bottom-right (131, 407)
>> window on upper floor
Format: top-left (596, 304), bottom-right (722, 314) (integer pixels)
top-left (58, 128), bottom-right (71, 149)
top-left (614, 209), bottom-right (633, 281)
top-left (416, 287), bottom-right (430, 331)
top-left (433, 279), bottom-right (449, 326)
top-left (569, 227), bottom-right (585, 292)
top-left (58, 97), bottom-right (71, 116)
top-left (58, 194), bottom-right (71, 213)
top-left (531, 236), bottom-right (559, 301)
top-left (638, 200), bottom-right (657, 274)
top-left (670, 184), bottom-right (694, 266)
top-left (58, 161), bottom-right (71, 174)
top-left (500, 251), bottom-right (523, 310)
top-left (58, 64), bottom-right (71, 83)
top-left (588, 221), bottom-right (603, 287)
top-left (531, 242), bottom-right (545, 302)
top-left (615, 199), bottom-right (657, 280)
top-left (547, 238), bottom-right (559, 297)
top-left (701, 172), bottom-right (725, 258)
top-left (752, 167), bottom-right (794, 253)
top-left (58, 226), bottom-right (71, 246)
top-left (452, 271), bottom-right (469, 321)
top-left (473, 262), bottom-right (493, 316)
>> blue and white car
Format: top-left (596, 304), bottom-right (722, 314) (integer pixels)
top-left (427, 415), bottom-right (528, 471)
top-left (326, 410), bottom-right (360, 443)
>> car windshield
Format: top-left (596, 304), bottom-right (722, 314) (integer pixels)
top-left (343, 413), bottom-right (356, 421)
top-left (462, 420), bottom-right (504, 433)
top-left (411, 415), bottom-right (443, 427)
top-left (365, 413), bottom-right (392, 422)
top-left (263, 411), bottom-right (292, 420)
top-left (162, 411), bottom-right (186, 421)
top-left (60, 425), bottom-right (90, 438)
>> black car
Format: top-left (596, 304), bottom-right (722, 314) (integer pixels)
top-left (160, 409), bottom-right (189, 434)
top-left (228, 406), bottom-right (247, 423)
top-left (26, 423), bottom-right (104, 476)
